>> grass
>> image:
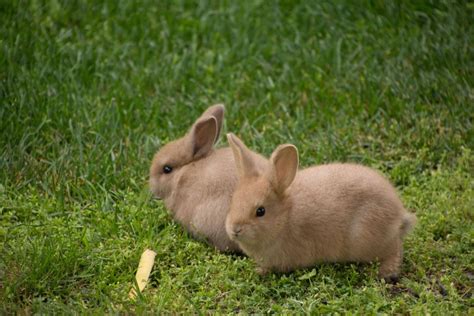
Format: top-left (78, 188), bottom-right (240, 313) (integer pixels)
top-left (1, 0), bottom-right (473, 313)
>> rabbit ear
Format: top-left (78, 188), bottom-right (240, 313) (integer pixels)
top-left (189, 116), bottom-right (218, 159)
top-left (197, 104), bottom-right (224, 144)
top-left (227, 133), bottom-right (259, 178)
top-left (270, 144), bottom-right (298, 194)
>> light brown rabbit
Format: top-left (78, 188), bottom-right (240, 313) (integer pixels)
top-left (225, 133), bottom-right (416, 281)
top-left (149, 105), bottom-right (265, 253)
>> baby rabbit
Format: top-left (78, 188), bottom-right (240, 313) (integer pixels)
top-left (226, 133), bottom-right (416, 281)
top-left (149, 105), bottom-right (264, 253)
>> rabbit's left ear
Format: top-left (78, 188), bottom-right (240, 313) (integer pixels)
top-left (198, 104), bottom-right (224, 143)
top-left (270, 144), bottom-right (298, 194)
top-left (227, 133), bottom-right (259, 179)
top-left (189, 116), bottom-right (218, 159)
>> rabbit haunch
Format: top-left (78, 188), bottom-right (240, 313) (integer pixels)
top-left (149, 105), bottom-right (266, 253)
top-left (226, 133), bottom-right (416, 280)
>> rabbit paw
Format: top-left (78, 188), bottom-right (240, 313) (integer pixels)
top-left (383, 274), bottom-right (400, 284)
top-left (255, 267), bottom-right (270, 275)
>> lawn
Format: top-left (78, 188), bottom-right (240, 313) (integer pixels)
top-left (1, 0), bottom-right (473, 313)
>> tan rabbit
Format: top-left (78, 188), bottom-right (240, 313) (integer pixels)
top-left (149, 105), bottom-right (265, 253)
top-left (225, 133), bottom-right (416, 281)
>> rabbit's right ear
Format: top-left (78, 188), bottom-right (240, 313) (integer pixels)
top-left (227, 133), bottom-right (259, 178)
top-left (197, 104), bottom-right (224, 143)
top-left (189, 116), bottom-right (218, 159)
top-left (270, 144), bottom-right (298, 194)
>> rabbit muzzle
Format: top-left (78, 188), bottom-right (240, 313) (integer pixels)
top-left (229, 226), bottom-right (243, 240)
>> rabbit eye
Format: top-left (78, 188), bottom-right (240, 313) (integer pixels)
top-left (256, 206), bottom-right (266, 217)
top-left (163, 165), bottom-right (173, 174)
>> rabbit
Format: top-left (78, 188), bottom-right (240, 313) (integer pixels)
top-left (149, 104), bottom-right (265, 253)
top-left (225, 133), bottom-right (417, 282)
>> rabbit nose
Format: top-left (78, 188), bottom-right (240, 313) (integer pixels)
top-left (232, 227), bottom-right (242, 237)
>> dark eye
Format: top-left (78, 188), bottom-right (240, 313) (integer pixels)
top-left (163, 165), bottom-right (173, 174)
top-left (256, 206), bottom-right (266, 217)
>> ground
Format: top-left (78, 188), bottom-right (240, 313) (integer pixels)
top-left (1, 1), bottom-right (473, 313)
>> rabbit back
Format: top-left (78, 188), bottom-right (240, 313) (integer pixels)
top-left (285, 163), bottom-right (411, 263)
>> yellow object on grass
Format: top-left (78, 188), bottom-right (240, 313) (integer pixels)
top-left (129, 249), bottom-right (157, 299)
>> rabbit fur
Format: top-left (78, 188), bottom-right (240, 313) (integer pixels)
top-left (225, 133), bottom-right (416, 280)
top-left (149, 105), bottom-right (265, 253)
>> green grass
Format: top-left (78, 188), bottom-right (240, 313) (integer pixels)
top-left (1, 0), bottom-right (473, 313)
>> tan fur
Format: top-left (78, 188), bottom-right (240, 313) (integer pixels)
top-left (149, 105), bottom-right (267, 253)
top-left (226, 133), bottom-right (417, 279)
